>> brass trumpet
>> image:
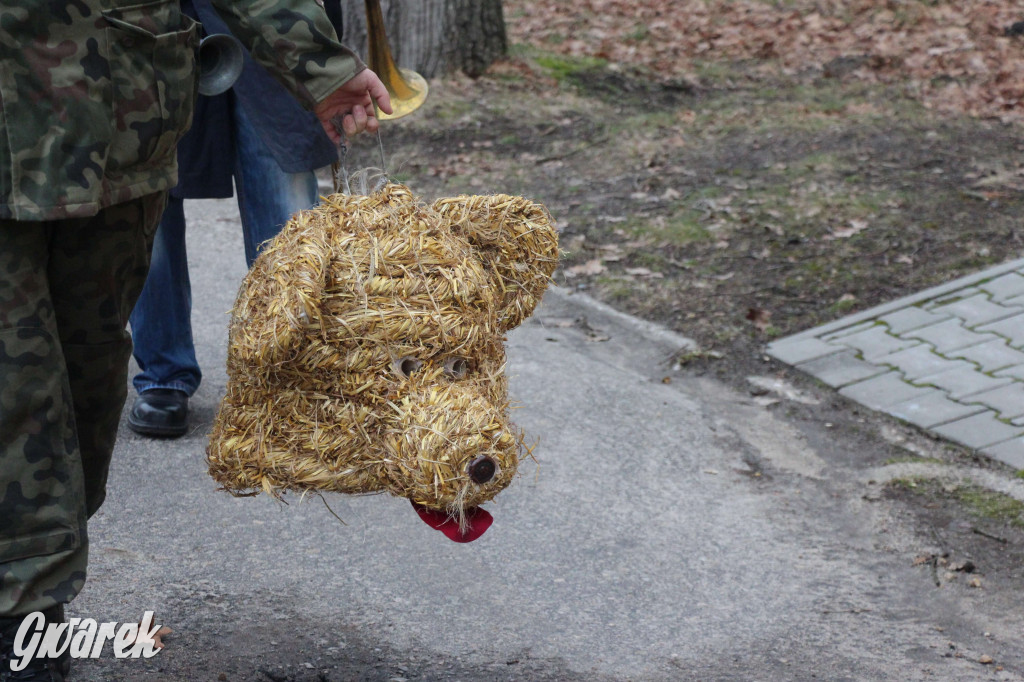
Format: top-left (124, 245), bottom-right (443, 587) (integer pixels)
top-left (364, 0), bottom-right (428, 120)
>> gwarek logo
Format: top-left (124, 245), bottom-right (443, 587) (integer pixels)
top-left (9, 611), bottom-right (167, 671)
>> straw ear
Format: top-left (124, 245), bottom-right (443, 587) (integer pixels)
top-left (228, 227), bottom-right (332, 368)
top-left (431, 194), bottom-right (559, 331)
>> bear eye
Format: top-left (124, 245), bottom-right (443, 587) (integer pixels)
top-left (443, 357), bottom-right (470, 380)
top-left (468, 455), bottom-right (497, 484)
top-left (392, 356), bottom-right (423, 379)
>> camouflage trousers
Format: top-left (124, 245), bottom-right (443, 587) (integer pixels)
top-left (0, 192), bottom-right (165, 616)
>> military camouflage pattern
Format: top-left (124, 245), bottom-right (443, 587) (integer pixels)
top-left (0, 0), bottom-right (363, 616)
top-left (0, 191), bottom-right (165, 616)
top-left (0, 0), bottom-right (361, 222)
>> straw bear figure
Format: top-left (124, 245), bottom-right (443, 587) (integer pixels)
top-left (207, 184), bottom-right (558, 537)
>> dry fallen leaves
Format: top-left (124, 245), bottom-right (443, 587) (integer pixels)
top-left (824, 219), bottom-right (870, 240)
top-left (746, 307), bottom-right (772, 332)
top-left (565, 258), bottom-right (607, 277)
top-left (625, 266), bottom-right (663, 278)
top-left (133, 619), bottom-right (173, 650)
top-left (505, 0), bottom-right (1024, 125)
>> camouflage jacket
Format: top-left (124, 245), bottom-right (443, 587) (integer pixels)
top-left (0, 0), bottom-right (362, 221)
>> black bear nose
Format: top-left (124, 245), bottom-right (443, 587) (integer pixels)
top-left (468, 455), bottom-right (496, 484)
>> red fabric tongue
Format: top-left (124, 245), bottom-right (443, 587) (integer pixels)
top-left (412, 502), bottom-right (493, 542)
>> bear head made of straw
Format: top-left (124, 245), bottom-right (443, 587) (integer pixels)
top-left (206, 184), bottom-right (558, 538)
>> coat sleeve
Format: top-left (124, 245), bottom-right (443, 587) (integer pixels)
top-left (208, 0), bottom-right (365, 109)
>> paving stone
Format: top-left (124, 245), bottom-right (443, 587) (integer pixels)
top-left (821, 320), bottom-right (877, 342)
top-left (772, 259), bottom-right (1024, 469)
top-left (885, 392), bottom-right (986, 429)
top-left (961, 383), bottom-right (1024, 420)
top-left (977, 313), bottom-right (1024, 350)
top-left (902, 318), bottom-right (999, 353)
top-left (795, 349), bottom-right (888, 388)
top-left (980, 271), bottom-right (1024, 303)
top-left (914, 365), bottom-right (1014, 399)
top-left (948, 339), bottom-right (1024, 373)
top-left (827, 325), bottom-right (921, 361)
top-left (927, 287), bottom-right (983, 307)
top-left (838, 372), bottom-right (935, 411)
top-left (928, 292), bottom-right (1024, 327)
top-left (877, 306), bottom-right (951, 334)
top-left (930, 411), bottom-right (1024, 449)
top-left (980, 436), bottom-right (1024, 470)
top-left (996, 364), bottom-right (1024, 380)
top-left (872, 345), bottom-right (973, 382)
top-left (766, 337), bottom-right (843, 365)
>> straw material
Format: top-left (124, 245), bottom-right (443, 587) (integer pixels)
top-left (207, 184), bottom-right (558, 521)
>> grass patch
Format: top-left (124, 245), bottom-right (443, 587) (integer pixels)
top-left (889, 478), bottom-right (1024, 528)
top-left (628, 251), bottom-right (671, 270)
top-left (955, 486), bottom-right (1024, 528)
top-left (829, 296), bottom-right (857, 314)
top-left (889, 476), bottom-right (927, 490)
top-left (534, 54), bottom-right (609, 82)
top-left (883, 455), bottom-right (945, 466)
top-left (594, 277), bottom-right (635, 303)
top-left (428, 98), bottom-right (475, 122)
top-left (623, 211), bottom-right (710, 246)
top-left (690, 59), bottom-right (738, 84)
top-left (681, 72), bottom-right (925, 139)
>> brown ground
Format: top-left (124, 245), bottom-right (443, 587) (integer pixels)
top-left (337, 0), bottom-right (1024, 581)
top-left (361, 31), bottom-right (1024, 387)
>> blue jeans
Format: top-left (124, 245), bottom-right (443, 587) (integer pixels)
top-left (129, 104), bottom-right (321, 397)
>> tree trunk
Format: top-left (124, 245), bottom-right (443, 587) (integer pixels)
top-left (337, 0), bottom-right (507, 79)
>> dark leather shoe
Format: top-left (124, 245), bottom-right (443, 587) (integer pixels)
top-left (128, 388), bottom-right (189, 438)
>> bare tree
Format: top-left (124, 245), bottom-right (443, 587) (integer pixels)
top-left (337, 0), bottom-right (507, 79)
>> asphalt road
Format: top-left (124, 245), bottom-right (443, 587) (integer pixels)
top-left (67, 197), bottom-right (1024, 681)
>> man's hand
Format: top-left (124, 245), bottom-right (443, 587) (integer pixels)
top-left (316, 69), bottom-right (393, 143)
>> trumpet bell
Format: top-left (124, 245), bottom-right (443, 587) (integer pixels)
top-left (365, 0), bottom-right (427, 120)
top-left (197, 33), bottom-right (244, 96)
top-left (375, 65), bottom-right (428, 121)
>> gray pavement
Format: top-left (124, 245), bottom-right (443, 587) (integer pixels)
top-left (768, 258), bottom-right (1024, 471)
top-left (66, 198), bottom-right (1024, 681)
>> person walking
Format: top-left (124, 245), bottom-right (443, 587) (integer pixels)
top-left (0, 0), bottom-right (391, 678)
top-left (126, 0), bottom-right (344, 437)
